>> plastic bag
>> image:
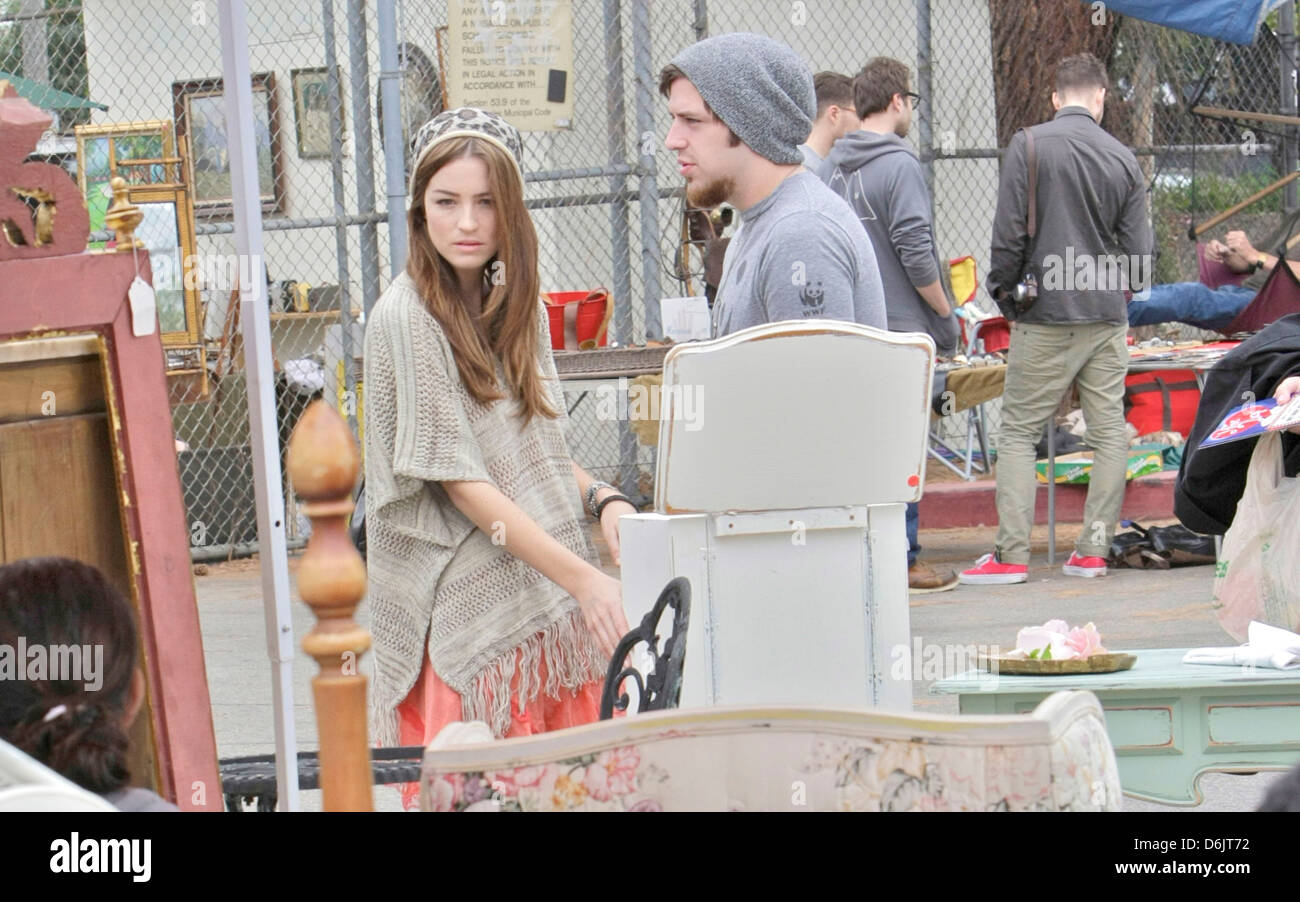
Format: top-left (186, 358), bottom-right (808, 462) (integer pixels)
top-left (1211, 432), bottom-right (1300, 642)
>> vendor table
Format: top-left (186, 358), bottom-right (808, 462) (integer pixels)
top-left (931, 647), bottom-right (1300, 805)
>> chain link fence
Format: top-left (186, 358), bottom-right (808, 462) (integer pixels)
top-left (6, 0), bottom-right (1297, 555)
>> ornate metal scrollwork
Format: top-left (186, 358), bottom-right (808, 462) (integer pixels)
top-left (599, 577), bottom-right (690, 720)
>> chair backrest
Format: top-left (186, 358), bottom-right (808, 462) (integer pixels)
top-left (653, 321), bottom-right (934, 513)
top-left (949, 255), bottom-right (978, 306)
top-left (0, 738), bottom-right (118, 812)
top-left (419, 690), bottom-right (1122, 812)
top-left (1224, 254), bottom-right (1300, 334)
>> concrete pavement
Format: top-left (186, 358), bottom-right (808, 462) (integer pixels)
top-left (194, 521), bottom-right (1285, 812)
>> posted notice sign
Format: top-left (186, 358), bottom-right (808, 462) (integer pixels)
top-left (446, 0), bottom-right (575, 131)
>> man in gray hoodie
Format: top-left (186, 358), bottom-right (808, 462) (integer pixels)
top-left (819, 56), bottom-right (959, 594)
top-left (819, 57), bottom-right (960, 355)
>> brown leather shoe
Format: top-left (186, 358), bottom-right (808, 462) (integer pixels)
top-left (908, 561), bottom-right (959, 594)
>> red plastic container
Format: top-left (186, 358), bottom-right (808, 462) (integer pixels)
top-left (544, 290), bottom-right (610, 350)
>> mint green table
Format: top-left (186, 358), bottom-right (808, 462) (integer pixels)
top-left (932, 648), bottom-right (1300, 806)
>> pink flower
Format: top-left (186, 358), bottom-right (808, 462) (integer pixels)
top-left (1065, 622), bottom-right (1106, 658)
top-left (1015, 625), bottom-right (1071, 659)
top-left (583, 747), bottom-right (641, 802)
top-left (425, 774), bottom-right (464, 812)
top-left (1015, 620), bottom-right (1107, 660)
top-left (489, 765), bottom-right (549, 797)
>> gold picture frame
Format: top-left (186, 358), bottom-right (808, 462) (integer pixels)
top-left (74, 121), bottom-right (203, 348)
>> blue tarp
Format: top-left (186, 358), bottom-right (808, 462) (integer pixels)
top-left (1088, 0), bottom-right (1286, 45)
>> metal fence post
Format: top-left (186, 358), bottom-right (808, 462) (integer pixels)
top-left (633, 0), bottom-right (662, 340)
top-left (1280, 1), bottom-right (1298, 212)
top-left (217, 0), bottom-right (299, 811)
top-left (347, 0), bottom-right (381, 318)
top-left (323, 0), bottom-right (358, 438)
top-left (604, 0), bottom-right (633, 346)
top-left (915, 0), bottom-right (935, 199)
top-left (377, 0), bottom-right (409, 277)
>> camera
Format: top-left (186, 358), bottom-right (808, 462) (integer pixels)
top-left (994, 273), bottom-right (1038, 321)
top-left (1012, 273), bottom-right (1039, 307)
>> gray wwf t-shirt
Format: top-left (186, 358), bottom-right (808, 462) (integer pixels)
top-left (712, 170), bottom-right (886, 337)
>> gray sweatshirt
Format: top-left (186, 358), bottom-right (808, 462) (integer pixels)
top-left (712, 169), bottom-right (886, 337)
top-left (820, 131), bottom-right (960, 354)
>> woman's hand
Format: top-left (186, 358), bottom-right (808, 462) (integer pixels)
top-left (575, 569), bottom-right (630, 658)
top-left (599, 500), bottom-right (638, 567)
top-left (1275, 376), bottom-right (1300, 435)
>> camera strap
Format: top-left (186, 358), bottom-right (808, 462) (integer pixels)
top-left (1025, 126), bottom-right (1038, 240)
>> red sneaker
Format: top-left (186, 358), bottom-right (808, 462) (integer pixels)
top-left (958, 553), bottom-right (1028, 585)
top-left (1063, 552), bottom-right (1108, 578)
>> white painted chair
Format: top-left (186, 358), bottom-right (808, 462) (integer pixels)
top-left (618, 320), bottom-right (935, 713)
top-left (419, 691), bottom-right (1122, 811)
top-left (0, 738), bottom-right (118, 812)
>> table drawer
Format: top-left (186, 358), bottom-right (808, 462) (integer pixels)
top-left (1205, 699), bottom-right (1300, 752)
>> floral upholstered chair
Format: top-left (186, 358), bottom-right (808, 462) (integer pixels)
top-left (419, 690), bottom-right (1121, 812)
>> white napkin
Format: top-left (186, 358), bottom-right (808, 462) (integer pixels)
top-left (1183, 621), bottom-right (1300, 670)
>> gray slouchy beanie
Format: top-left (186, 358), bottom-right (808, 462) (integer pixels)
top-left (669, 33), bottom-right (815, 165)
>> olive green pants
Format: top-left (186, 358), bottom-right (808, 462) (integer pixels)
top-left (995, 320), bottom-right (1130, 564)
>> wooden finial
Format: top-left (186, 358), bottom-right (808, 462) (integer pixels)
top-left (286, 400), bottom-right (373, 812)
top-left (102, 177), bottom-right (143, 252)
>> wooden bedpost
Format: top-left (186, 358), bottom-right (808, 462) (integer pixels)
top-left (286, 400), bottom-right (373, 811)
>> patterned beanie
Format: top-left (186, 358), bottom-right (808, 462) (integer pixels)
top-left (669, 33), bottom-right (815, 165)
top-left (408, 107), bottom-right (525, 197)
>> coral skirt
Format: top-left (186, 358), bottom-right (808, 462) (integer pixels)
top-left (396, 640), bottom-right (605, 810)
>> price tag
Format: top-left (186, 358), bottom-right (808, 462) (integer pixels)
top-left (128, 276), bottom-right (156, 337)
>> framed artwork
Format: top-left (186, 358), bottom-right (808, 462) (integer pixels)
top-left (173, 72), bottom-right (284, 217)
top-left (74, 121), bottom-right (202, 346)
top-left (291, 67), bottom-right (338, 159)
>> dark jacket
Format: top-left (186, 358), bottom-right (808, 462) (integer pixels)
top-left (1175, 314), bottom-right (1300, 535)
top-left (988, 107), bottom-right (1152, 325)
top-left (819, 131), bottom-right (960, 354)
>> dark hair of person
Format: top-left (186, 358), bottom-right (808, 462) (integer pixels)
top-left (0, 557), bottom-right (138, 794)
top-left (1257, 762), bottom-right (1300, 812)
top-left (853, 57), bottom-right (911, 118)
top-left (1056, 52), bottom-right (1109, 96)
top-left (813, 71), bottom-right (854, 117)
top-left (657, 63), bottom-right (742, 147)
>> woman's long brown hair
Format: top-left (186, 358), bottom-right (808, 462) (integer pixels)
top-left (407, 136), bottom-right (557, 422)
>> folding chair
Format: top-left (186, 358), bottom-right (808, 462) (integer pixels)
top-left (1222, 250), bottom-right (1300, 334)
top-left (928, 256), bottom-right (1003, 480)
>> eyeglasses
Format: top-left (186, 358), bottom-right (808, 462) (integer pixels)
top-left (902, 92), bottom-right (922, 110)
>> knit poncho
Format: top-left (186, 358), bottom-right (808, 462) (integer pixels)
top-left (362, 273), bottom-right (605, 742)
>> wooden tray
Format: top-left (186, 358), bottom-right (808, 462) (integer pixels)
top-left (979, 653), bottom-right (1137, 675)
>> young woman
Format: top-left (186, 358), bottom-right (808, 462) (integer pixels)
top-left (363, 108), bottom-right (634, 783)
top-left (0, 557), bottom-right (178, 811)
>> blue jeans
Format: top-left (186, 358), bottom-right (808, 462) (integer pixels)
top-left (906, 501), bottom-right (920, 568)
top-left (1127, 283), bottom-right (1255, 333)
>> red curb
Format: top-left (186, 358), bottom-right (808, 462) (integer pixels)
top-left (917, 470), bottom-right (1177, 529)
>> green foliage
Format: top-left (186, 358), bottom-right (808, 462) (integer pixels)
top-left (1154, 170), bottom-right (1284, 216)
